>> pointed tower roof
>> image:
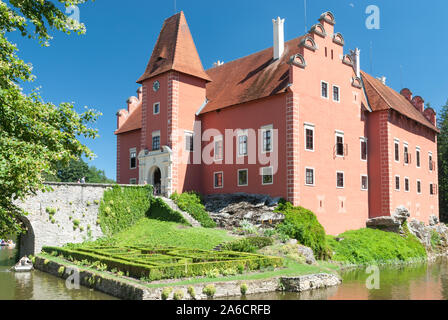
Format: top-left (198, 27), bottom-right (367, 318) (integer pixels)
top-left (137, 11), bottom-right (211, 83)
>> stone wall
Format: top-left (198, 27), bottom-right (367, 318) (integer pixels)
top-left (16, 183), bottom-right (134, 256)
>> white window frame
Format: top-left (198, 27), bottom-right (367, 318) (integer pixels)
top-left (321, 81), bottom-right (329, 99)
top-left (361, 175), bottom-right (368, 191)
top-left (153, 102), bottom-right (160, 115)
top-left (416, 146), bottom-right (421, 168)
top-left (129, 147), bottom-right (137, 170)
top-left (185, 131), bottom-right (194, 152)
top-left (332, 85), bottom-right (341, 103)
top-left (214, 135), bottom-right (223, 161)
top-left (403, 142), bottom-right (409, 166)
top-left (417, 179), bottom-right (422, 194)
top-left (305, 167), bottom-right (315, 186)
top-left (395, 175), bottom-right (400, 191)
top-left (261, 125), bottom-right (273, 154)
top-left (304, 123), bottom-right (315, 152)
top-left (394, 139), bottom-right (400, 163)
top-left (237, 169), bottom-right (249, 187)
top-left (152, 131), bottom-right (161, 151)
top-left (237, 130), bottom-right (248, 157)
top-left (213, 171), bottom-right (224, 189)
top-left (429, 152), bottom-right (434, 171)
top-left (335, 131), bottom-right (345, 158)
top-left (261, 166), bottom-right (274, 185)
top-left (360, 137), bottom-right (368, 161)
top-left (404, 177), bottom-right (410, 192)
top-left (336, 171), bottom-right (345, 189)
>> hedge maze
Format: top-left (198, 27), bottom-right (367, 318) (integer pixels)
top-left (42, 246), bottom-right (283, 281)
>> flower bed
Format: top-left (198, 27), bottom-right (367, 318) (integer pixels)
top-left (42, 245), bottom-right (283, 281)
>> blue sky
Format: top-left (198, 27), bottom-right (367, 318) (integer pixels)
top-left (9, 0), bottom-right (448, 180)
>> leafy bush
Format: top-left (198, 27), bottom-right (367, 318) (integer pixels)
top-left (275, 202), bottom-right (330, 259)
top-left (430, 230), bottom-right (441, 249)
top-left (240, 283), bottom-right (248, 295)
top-left (187, 286), bottom-right (196, 299)
top-left (221, 237), bottom-right (274, 253)
top-left (327, 228), bottom-right (427, 265)
top-left (170, 192), bottom-right (216, 228)
top-left (99, 185), bottom-right (153, 236)
top-left (148, 197), bottom-right (190, 225)
top-left (202, 284), bottom-right (216, 298)
top-left (173, 289), bottom-right (184, 300)
top-left (161, 287), bottom-right (172, 300)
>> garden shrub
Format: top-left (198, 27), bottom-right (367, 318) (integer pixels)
top-left (187, 286), bottom-right (196, 299)
top-left (221, 237), bottom-right (274, 253)
top-left (173, 289), bottom-right (184, 300)
top-left (99, 185), bottom-right (153, 236)
top-left (275, 202), bottom-right (330, 259)
top-left (240, 283), bottom-right (248, 295)
top-left (431, 230), bottom-right (441, 249)
top-left (161, 287), bottom-right (172, 300)
top-left (327, 228), bottom-right (427, 265)
top-left (202, 284), bottom-right (216, 298)
top-left (148, 197), bottom-right (190, 225)
top-left (170, 192), bottom-right (216, 228)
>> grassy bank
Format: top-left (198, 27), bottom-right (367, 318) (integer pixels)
top-left (327, 227), bottom-right (427, 265)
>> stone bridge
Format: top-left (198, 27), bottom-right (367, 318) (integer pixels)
top-left (15, 183), bottom-right (130, 257)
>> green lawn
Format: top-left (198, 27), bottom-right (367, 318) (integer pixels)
top-left (110, 218), bottom-right (235, 250)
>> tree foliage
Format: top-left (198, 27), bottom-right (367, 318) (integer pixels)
top-left (0, 0), bottom-right (98, 237)
top-left (44, 158), bottom-right (115, 184)
top-left (438, 100), bottom-right (448, 222)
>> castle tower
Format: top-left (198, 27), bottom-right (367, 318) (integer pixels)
top-left (136, 11), bottom-right (211, 196)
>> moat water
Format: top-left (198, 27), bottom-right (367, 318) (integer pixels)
top-left (2, 245), bottom-right (448, 300)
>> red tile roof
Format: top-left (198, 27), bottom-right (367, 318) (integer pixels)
top-left (361, 71), bottom-right (439, 132)
top-left (114, 101), bottom-right (142, 134)
top-left (137, 11), bottom-right (211, 83)
top-left (200, 36), bottom-right (303, 114)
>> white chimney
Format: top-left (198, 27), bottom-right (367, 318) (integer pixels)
top-left (377, 76), bottom-right (387, 85)
top-left (272, 17), bottom-right (285, 60)
top-left (213, 60), bottom-right (224, 67)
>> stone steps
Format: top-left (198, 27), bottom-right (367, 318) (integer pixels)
top-left (156, 196), bottom-right (201, 227)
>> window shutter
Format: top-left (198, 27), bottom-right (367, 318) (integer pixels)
top-left (344, 144), bottom-right (349, 157)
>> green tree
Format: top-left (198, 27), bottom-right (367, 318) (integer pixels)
top-left (44, 158), bottom-right (115, 184)
top-left (0, 0), bottom-right (99, 237)
top-left (438, 100), bottom-right (448, 222)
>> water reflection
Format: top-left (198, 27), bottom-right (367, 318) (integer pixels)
top-left (231, 258), bottom-right (448, 300)
top-left (0, 246), bottom-right (117, 300)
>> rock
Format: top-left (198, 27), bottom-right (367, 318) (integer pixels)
top-left (408, 218), bottom-right (431, 248)
top-left (297, 245), bottom-right (316, 265)
top-left (287, 239), bottom-right (298, 245)
top-left (429, 215), bottom-right (440, 226)
top-left (393, 206), bottom-right (410, 224)
top-left (280, 273), bottom-right (342, 292)
top-left (203, 193), bottom-right (285, 230)
top-left (366, 216), bottom-right (402, 233)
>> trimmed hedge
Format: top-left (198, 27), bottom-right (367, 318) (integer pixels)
top-left (221, 237), bottom-right (274, 253)
top-left (275, 202), bottom-right (331, 259)
top-left (99, 185), bottom-right (153, 236)
top-left (170, 192), bottom-right (216, 228)
top-left (42, 245), bottom-right (283, 281)
top-left (148, 197), bottom-right (190, 225)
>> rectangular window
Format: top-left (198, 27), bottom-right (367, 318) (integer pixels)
top-left (214, 136), bottom-right (223, 161)
top-left (417, 180), bottom-right (422, 194)
top-left (261, 167), bottom-right (273, 185)
top-left (405, 177), bottom-right (410, 192)
top-left (336, 172), bottom-right (344, 188)
top-left (185, 132), bottom-right (194, 152)
top-left (394, 140), bottom-right (400, 162)
top-left (395, 176), bottom-right (400, 191)
top-left (430, 183), bottom-right (434, 195)
top-left (153, 102), bottom-right (160, 115)
top-left (404, 144), bottom-right (409, 165)
top-left (262, 126), bottom-right (273, 153)
top-left (361, 175), bottom-right (368, 190)
top-left (238, 169), bottom-right (248, 186)
top-left (321, 81), bottom-right (328, 98)
top-left (152, 135), bottom-right (160, 151)
top-left (238, 134), bottom-right (248, 156)
top-left (129, 148), bottom-right (137, 169)
top-left (429, 153), bottom-right (434, 171)
top-left (305, 168), bottom-right (315, 186)
top-left (416, 148), bottom-right (421, 168)
top-left (305, 125), bottom-right (314, 151)
top-left (214, 172), bottom-right (223, 189)
top-left (129, 178), bottom-right (137, 185)
top-left (360, 138), bottom-right (367, 161)
top-left (333, 85), bottom-right (340, 102)
top-left (336, 133), bottom-right (344, 157)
